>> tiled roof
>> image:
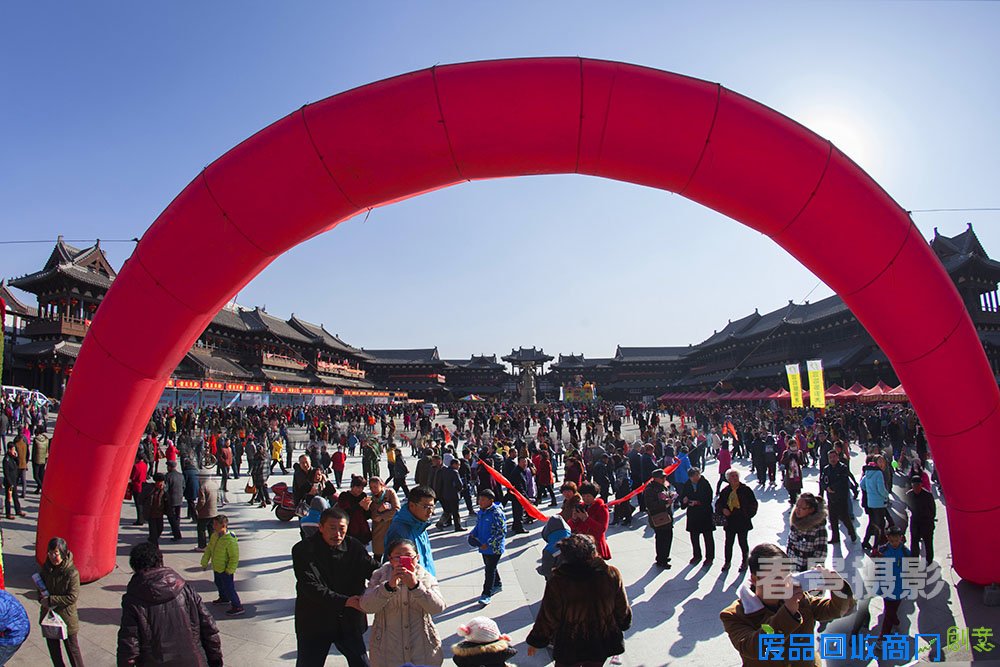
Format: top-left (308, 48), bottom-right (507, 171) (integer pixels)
top-left (13, 340), bottom-right (81, 358)
top-left (501, 347), bottom-right (553, 363)
top-left (698, 311), bottom-right (762, 347)
top-left (288, 316), bottom-right (370, 358)
top-left (209, 305), bottom-right (250, 332)
top-left (186, 351), bottom-right (254, 379)
top-left (614, 346), bottom-right (691, 362)
top-left (0, 282), bottom-right (37, 317)
top-left (10, 263), bottom-right (113, 291)
top-left (364, 348), bottom-right (442, 364)
top-left (240, 307), bottom-right (313, 344)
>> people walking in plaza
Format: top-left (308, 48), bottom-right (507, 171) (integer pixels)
top-left (643, 469), bottom-right (675, 569)
top-left (143, 473), bottom-right (169, 546)
top-left (786, 493), bottom-right (828, 572)
top-left (194, 471), bottom-right (218, 550)
top-left (3, 443), bottom-right (25, 519)
top-left (270, 437), bottom-right (287, 475)
top-left (871, 525), bottom-right (910, 640)
top-left (38, 537), bottom-right (83, 667)
top-left (0, 588), bottom-right (30, 664)
top-left (13, 431), bottom-right (28, 499)
top-left (452, 616), bottom-right (517, 667)
top-left (249, 442), bottom-right (271, 507)
top-left (526, 533), bottom-right (632, 666)
top-left (435, 458), bottom-right (465, 532)
top-left (31, 425), bottom-right (49, 493)
top-left (292, 507), bottom-right (380, 667)
top-left (715, 440), bottom-right (732, 495)
top-left (716, 470), bottom-right (758, 571)
top-left (820, 450), bottom-right (858, 546)
top-left (470, 489), bottom-right (506, 605)
top-left (200, 515), bottom-right (243, 616)
top-left (384, 485), bottom-right (438, 576)
top-left (905, 473), bottom-right (936, 564)
top-left (368, 477), bottom-right (399, 562)
top-left (337, 476), bottom-right (373, 548)
top-left (680, 467), bottom-right (715, 566)
top-left (539, 513), bottom-right (571, 579)
top-left (182, 457), bottom-right (199, 520)
top-left (129, 455), bottom-right (148, 525)
top-left (117, 542), bottom-right (223, 667)
top-left (719, 543), bottom-right (854, 667)
top-left (164, 461), bottom-right (184, 542)
top-left (360, 538), bottom-right (447, 667)
top-left (781, 439), bottom-right (807, 505)
top-left (860, 457), bottom-right (890, 552)
top-left (568, 482), bottom-right (611, 560)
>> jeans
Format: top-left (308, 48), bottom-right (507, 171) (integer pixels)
top-left (46, 634), bottom-right (84, 667)
top-left (0, 641), bottom-right (23, 665)
top-left (214, 571), bottom-right (242, 609)
top-left (32, 463), bottom-right (45, 492)
top-left (481, 553), bottom-right (502, 597)
top-left (296, 632), bottom-right (369, 667)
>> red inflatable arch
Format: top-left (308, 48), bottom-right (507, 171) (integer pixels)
top-left (38, 58), bottom-right (999, 584)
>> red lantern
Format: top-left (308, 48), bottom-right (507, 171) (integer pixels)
top-left (53, 364), bottom-right (63, 374)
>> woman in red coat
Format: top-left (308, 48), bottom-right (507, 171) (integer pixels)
top-left (568, 482), bottom-right (611, 559)
top-left (129, 455), bottom-right (148, 525)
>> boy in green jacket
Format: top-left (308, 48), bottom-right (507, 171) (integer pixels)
top-left (201, 515), bottom-right (243, 615)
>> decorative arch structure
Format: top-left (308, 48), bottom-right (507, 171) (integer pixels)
top-left (38, 58), bottom-right (999, 584)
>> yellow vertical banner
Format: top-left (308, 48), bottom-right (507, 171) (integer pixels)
top-left (807, 359), bottom-right (826, 408)
top-left (785, 363), bottom-right (804, 408)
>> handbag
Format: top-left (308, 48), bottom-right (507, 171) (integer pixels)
top-left (41, 609), bottom-right (68, 640)
top-left (713, 511), bottom-right (727, 527)
top-left (244, 483), bottom-right (257, 495)
top-left (294, 501), bottom-right (310, 518)
top-left (649, 511), bottom-right (673, 528)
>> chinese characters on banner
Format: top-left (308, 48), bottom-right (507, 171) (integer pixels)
top-left (785, 363), bottom-right (803, 408)
top-left (806, 359), bottom-right (825, 408)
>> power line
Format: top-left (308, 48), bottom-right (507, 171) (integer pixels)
top-left (710, 279), bottom-right (824, 393)
top-left (908, 207), bottom-right (1000, 214)
top-left (0, 238), bottom-right (139, 245)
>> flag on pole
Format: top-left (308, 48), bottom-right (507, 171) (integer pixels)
top-left (786, 363), bottom-right (804, 408)
top-left (806, 359), bottom-right (826, 408)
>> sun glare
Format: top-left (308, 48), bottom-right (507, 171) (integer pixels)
top-left (797, 107), bottom-right (879, 174)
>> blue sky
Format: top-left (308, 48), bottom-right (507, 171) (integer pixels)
top-left (2, 2), bottom-right (998, 359)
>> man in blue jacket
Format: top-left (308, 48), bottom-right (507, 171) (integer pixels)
top-left (469, 488), bottom-right (506, 605)
top-left (383, 485), bottom-right (437, 576)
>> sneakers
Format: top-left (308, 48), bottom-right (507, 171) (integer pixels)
top-left (211, 598), bottom-right (229, 605)
top-left (478, 595), bottom-right (491, 606)
top-left (225, 607), bottom-right (245, 616)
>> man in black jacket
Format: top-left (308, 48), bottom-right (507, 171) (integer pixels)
top-left (117, 542), bottom-right (223, 667)
top-left (679, 467), bottom-right (716, 566)
top-left (292, 507), bottom-right (379, 667)
top-left (905, 475), bottom-right (936, 564)
top-left (820, 450), bottom-right (858, 545)
top-left (165, 461), bottom-right (185, 541)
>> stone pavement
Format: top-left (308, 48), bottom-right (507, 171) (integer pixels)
top-left (2, 414), bottom-right (992, 666)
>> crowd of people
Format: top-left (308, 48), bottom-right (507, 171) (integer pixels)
top-left (2, 394), bottom-right (947, 666)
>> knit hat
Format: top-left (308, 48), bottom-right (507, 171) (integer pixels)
top-left (457, 616), bottom-right (509, 644)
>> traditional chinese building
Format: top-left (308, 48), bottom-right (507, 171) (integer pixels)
top-left (441, 354), bottom-right (508, 397)
top-left (361, 348), bottom-right (451, 400)
top-left (542, 224), bottom-right (1000, 399)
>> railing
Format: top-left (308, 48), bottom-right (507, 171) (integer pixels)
top-left (23, 316), bottom-right (90, 338)
top-left (260, 352), bottom-right (308, 370)
top-left (316, 360), bottom-right (366, 378)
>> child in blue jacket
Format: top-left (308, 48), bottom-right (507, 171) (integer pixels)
top-left (469, 489), bottom-right (506, 605)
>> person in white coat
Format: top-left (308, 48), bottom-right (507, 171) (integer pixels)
top-left (360, 538), bottom-right (446, 667)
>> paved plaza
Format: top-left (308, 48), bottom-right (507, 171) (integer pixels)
top-left (2, 414), bottom-right (992, 666)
